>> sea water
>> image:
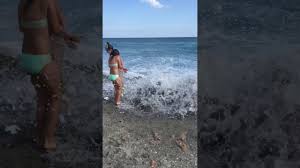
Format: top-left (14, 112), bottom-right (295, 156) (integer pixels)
top-left (103, 37), bottom-right (197, 117)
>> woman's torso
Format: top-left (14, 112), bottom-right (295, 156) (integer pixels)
top-left (20, 0), bottom-right (50, 54)
top-left (108, 55), bottom-right (119, 75)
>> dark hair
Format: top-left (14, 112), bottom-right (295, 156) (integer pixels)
top-left (111, 49), bottom-right (120, 57)
top-left (106, 42), bottom-right (113, 50)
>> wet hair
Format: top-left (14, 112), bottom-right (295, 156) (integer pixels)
top-left (105, 42), bottom-right (113, 52)
top-left (111, 49), bottom-right (120, 57)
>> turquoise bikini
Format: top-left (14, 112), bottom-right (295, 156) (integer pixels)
top-left (21, 18), bottom-right (48, 29)
top-left (19, 18), bottom-right (51, 75)
top-left (19, 53), bottom-right (51, 75)
top-left (109, 63), bottom-right (118, 67)
top-left (108, 60), bottom-right (125, 96)
top-left (108, 74), bottom-right (119, 81)
top-left (108, 63), bottom-right (119, 81)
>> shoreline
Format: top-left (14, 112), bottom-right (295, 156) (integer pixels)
top-left (103, 98), bottom-right (197, 120)
top-left (103, 103), bottom-right (197, 168)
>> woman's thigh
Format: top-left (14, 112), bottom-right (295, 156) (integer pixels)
top-left (31, 74), bottom-right (49, 97)
top-left (40, 62), bottom-right (61, 95)
top-left (113, 77), bottom-right (122, 90)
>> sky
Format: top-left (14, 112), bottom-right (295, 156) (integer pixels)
top-left (103, 0), bottom-right (197, 38)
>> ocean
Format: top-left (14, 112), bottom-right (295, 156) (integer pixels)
top-left (103, 37), bottom-right (197, 117)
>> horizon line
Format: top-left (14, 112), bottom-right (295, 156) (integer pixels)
top-left (103, 36), bottom-right (197, 39)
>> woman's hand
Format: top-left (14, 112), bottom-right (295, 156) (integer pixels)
top-left (64, 33), bottom-right (80, 49)
top-left (123, 68), bottom-right (128, 73)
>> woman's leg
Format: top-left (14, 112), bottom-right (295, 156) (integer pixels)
top-left (31, 75), bottom-right (48, 146)
top-left (119, 74), bottom-right (125, 96)
top-left (40, 62), bottom-right (61, 150)
top-left (113, 77), bottom-right (122, 106)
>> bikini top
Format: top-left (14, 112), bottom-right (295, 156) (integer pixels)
top-left (109, 54), bottom-right (119, 68)
top-left (109, 63), bottom-right (118, 68)
top-left (21, 18), bottom-right (48, 29)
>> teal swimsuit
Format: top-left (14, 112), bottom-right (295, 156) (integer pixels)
top-left (21, 19), bottom-right (48, 29)
top-left (108, 61), bottom-right (125, 96)
top-left (19, 53), bottom-right (51, 75)
top-left (19, 18), bottom-right (51, 75)
top-left (108, 63), bottom-right (119, 81)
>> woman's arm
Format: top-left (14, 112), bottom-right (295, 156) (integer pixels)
top-left (53, 0), bottom-right (65, 29)
top-left (48, 0), bottom-right (80, 48)
top-left (47, 0), bottom-right (63, 34)
top-left (118, 56), bottom-right (128, 73)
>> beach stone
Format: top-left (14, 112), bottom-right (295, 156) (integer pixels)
top-left (209, 108), bottom-right (226, 121)
top-left (4, 125), bottom-right (21, 135)
top-left (258, 139), bottom-right (281, 159)
top-left (274, 160), bottom-right (299, 168)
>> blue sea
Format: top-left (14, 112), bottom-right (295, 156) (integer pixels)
top-left (103, 37), bottom-right (197, 117)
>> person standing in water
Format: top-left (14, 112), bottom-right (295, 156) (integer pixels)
top-left (18, 0), bottom-right (79, 152)
top-left (105, 42), bottom-right (128, 107)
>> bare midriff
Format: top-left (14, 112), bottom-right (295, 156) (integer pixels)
top-left (110, 65), bottom-right (119, 75)
top-left (22, 28), bottom-right (50, 54)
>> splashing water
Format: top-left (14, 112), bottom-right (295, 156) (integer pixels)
top-left (103, 37), bottom-right (197, 117)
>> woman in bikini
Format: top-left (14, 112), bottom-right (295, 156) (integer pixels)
top-left (18, 0), bottom-right (79, 151)
top-left (105, 42), bottom-right (128, 107)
